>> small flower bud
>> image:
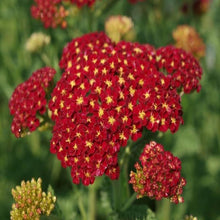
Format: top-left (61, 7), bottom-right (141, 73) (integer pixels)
top-left (172, 25), bottom-right (205, 59)
top-left (25, 32), bottom-right (50, 53)
top-left (105, 15), bottom-right (135, 43)
top-left (10, 178), bottom-right (56, 220)
top-left (185, 215), bottom-right (198, 220)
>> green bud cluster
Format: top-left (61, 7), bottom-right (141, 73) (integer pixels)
top-left (10, 178), bottom-right (56, 220)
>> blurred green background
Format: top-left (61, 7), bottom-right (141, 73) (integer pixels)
top-left (0, 0), bottom-right (220, 219)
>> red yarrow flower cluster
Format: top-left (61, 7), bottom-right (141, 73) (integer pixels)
top-left (181, 0), bottom-right (211, 15)
top-left (47, 32), bottom-right (201, 185)
top-left (129, 141), bottom-right (186, 204)
top-left (128, 0), bottom-right (145, 3)
top-left (193, 0), bottom-right (211, 15)
top-left (31, 0), bottom-right (146, 26)
top-left (63, 0), bottom-right (95, 8)
top-left (49, 33), bottom-right (120, 185)
top-left (9, 67), bottom-right (56, 138)
top-left (31, 0), bottom-right (69, 28)
top-left (64, 0), bottom-right (143, 7)
top-left (30, 0), bottom-right (151, 28)
top-left (156, 46), bottom-right (202, 93)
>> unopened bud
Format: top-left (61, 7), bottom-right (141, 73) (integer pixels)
top-left (25, 32), bottom-right (50, 53)
top-left (105, 15), bottom-right (135, 43)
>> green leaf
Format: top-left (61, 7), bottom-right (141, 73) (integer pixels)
top-left (40, 214), bottom-right (63, 220)
top-left (146, 209), bottom-right (157, 220)
top-left (118, 205), bottom-right (157, 220)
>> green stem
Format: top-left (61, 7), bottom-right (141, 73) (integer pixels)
top-left (87, 7), bottom-right (93, 32)
top-left (112, 179), bottom-right (121, 212)
top-left (49, 156), bottom-right (62, 182)
top-left (123, 159), bottom-right (130, 199)
top-left (41, 53), bottom-right (51, 66)
top-left (78, 195), bottom-right (87, 220)
top-left (120, 192), bottom-right (137, 213)
top-left (156, 199), bottom-right (171, 220)
top-left (88, 184), bottom-right (96, 220)
top-left (38, 112), bottom-right (54, 131)
top-left (119, 139), bottom-right (132, 167)
top-left (120, 141), bottom-right (133, 200)
top-left (88, 177), bottom-right (102, 220)
top-left (94, 0), bottom-right (118, 17)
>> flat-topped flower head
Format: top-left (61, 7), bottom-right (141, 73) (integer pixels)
top-left (129, 141), bottom-right (186, 204)
top-left (49, 34), bottom-right (120, 185)
top-left (49, 32), bottom-right (185, 185)
top-left (31, 0), bottom-right (69, 28)
top-left (10, 178), bottom-right (56, 220)
top-left (9, 67), bottom-right (56, 137)
top-left (156, 45), bottom-right (203, 93)
top-left (172, 25), bottom-right (206, 59)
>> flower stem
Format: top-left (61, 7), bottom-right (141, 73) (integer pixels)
top-left (120, 192), bottom-right (137, 212)
top-left (156, 199), bottom-right (171, 220)
top-left (41, 53), bottom-right (51, 66)
top-left (78, 195), bottom-right (87, 220)
top-left (87, 8), bottom-right (94, 32)
top-left (119, 139), bottom-right (132, 167)
top-left (88, 177), bottom-right (102, 220)
top-left (112, 179), bottom-right (121, 212)
top-left (88, 184), bottom-right (96, 220)
top-left (94, 0), bottom-right (118, 17)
